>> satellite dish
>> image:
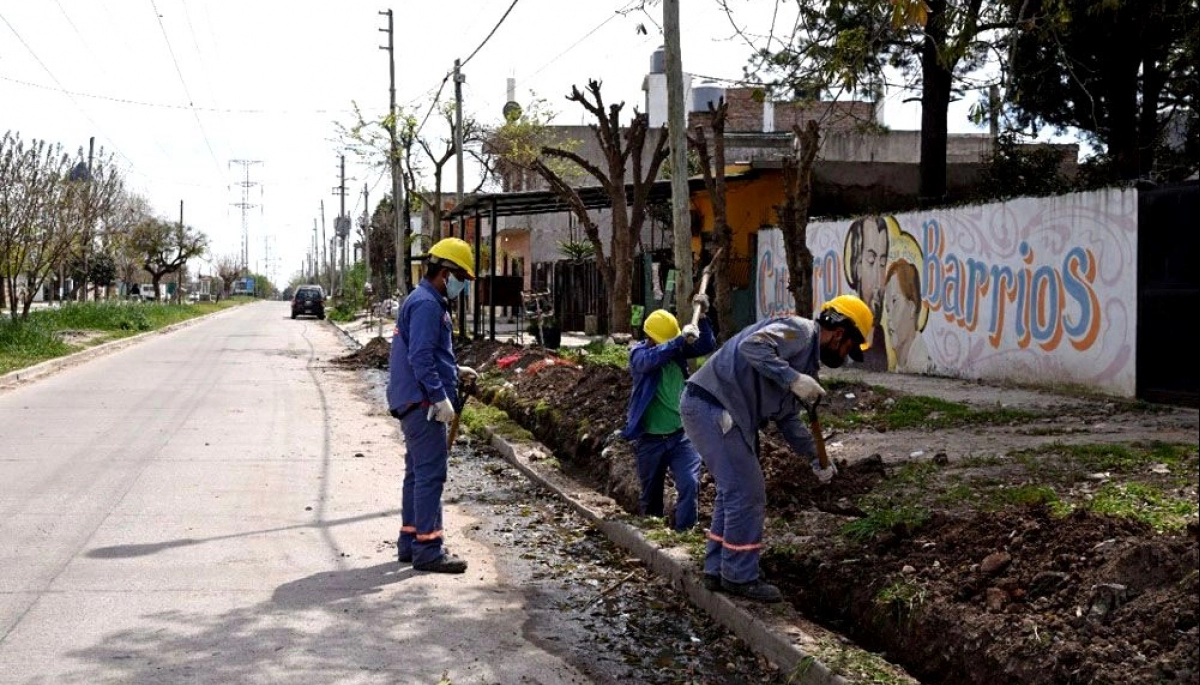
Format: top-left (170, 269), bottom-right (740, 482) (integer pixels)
top-left (502, 101), bottom-right (522, 122)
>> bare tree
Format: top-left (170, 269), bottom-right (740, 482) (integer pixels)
top-left (214, 254), bottom-right (242, 295)
top-left (529, 79), bottom-right (669, 334)
top-left (778, 121), bottom-right (821, 318)
top-left (66, 146), bottom-right (124, 301)
top-left (687, 98), bottom-right (735, 340)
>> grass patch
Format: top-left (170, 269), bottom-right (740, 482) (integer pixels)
top-left (1015, 441), bottom-right (1198, 480)
top-left (875, 578), bottom-right (929, 624)
top-left (840, 505), bottom-right (929, 543)
top-left (830, 394), bottom-right (1038, 431)
top-left (460, 402), bottom-right (533, 441)
top-left (1082, 482), bottom-right (1198, 533)
top-left (562, 339), bottom-right (629, 369)
top-left (1, 301), bottom-right (231, 375)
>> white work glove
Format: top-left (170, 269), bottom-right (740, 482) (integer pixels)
top-left (457, 365), bottom-right (478, 381)
top-left (428, 397), bottom-right (456, 423)
top-left (811, 458), bottom-right (838, 484)
top-left (692, 293), bottom-right (710, 313)
top-left (681, 323), bottom-right (700, 341)
top-left (789, 374), bottom-right (826, 404)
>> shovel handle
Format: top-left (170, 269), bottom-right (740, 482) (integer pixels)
top-left (807, 403), bottom-right (830, 471)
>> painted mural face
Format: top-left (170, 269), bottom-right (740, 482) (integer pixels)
top-left (858, 220), bottom-right (889, 321)
top-left (884, 271), bottom-right (919, 358)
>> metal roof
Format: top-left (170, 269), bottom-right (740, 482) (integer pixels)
top-left (443, 168), bottom-right (758, 220)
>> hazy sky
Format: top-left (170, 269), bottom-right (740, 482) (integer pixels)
top-left (1, 0), bottom-right (989, 287)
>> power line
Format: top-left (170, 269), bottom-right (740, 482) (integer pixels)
top-left (0, 9), bottom-right (138, 172)
top-left (0, 74), bottom-right (354, 114)
top-left (461, 0), bottom-right (522, 67)
top-left (149, 0), bottom-right (221, 171)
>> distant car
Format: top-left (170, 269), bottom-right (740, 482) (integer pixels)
top-left (291, 285), bottom-right (325, 320)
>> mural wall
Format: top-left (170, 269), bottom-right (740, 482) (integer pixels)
top-left (756, 189), bottom-right (1139, 396)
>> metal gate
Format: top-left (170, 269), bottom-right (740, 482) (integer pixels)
top-left (1138, 181), bottom-right (1199, 406)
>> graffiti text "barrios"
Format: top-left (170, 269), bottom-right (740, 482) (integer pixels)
top-left (921, 219), bottom-right (1101, 352)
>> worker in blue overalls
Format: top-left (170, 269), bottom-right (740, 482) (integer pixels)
top-left (386, 238), bottom-right (478, 573)
top-left (621, 296), bottom-right (716, 531)
top-left (680, 295), bottom-right (874, 601)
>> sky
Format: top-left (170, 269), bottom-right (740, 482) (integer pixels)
top-left (1, 0), bottom-right (994, 289)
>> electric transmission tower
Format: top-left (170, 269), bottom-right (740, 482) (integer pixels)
top-left (229, 159), bottom-right (263, 275)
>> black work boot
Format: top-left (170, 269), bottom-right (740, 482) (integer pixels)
top-left (702, 574), bottom-right (722, 591)
top-left (721, 577), bottom-right (782, 603)
top-left (414, 554), bottom-right (468, 574)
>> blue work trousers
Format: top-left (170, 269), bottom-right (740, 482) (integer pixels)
top-left (398, 409), bottom-right (449, 566)
top-left (634, 431), bottom-right (700, 531)
top-left (679, 391), bottom-right (765, 584)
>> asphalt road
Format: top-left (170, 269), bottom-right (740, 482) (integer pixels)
top-left (0, 302), bottom-right (591, 685)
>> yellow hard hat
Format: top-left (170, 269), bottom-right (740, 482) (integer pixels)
top-left (820, 295), bottom-right (874, 360)
top-left (428, 237), bottom-right (475, 278)
top-left (643, 309), bottom-right (681, 344)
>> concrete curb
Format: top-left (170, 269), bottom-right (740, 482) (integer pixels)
top-left (0, 308), bottom-right (230, 392)
top-left (482, 427), bottom-right (846, 685)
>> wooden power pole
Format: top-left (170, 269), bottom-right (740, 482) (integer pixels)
top-left (664, 0), bottom-right (693, 325)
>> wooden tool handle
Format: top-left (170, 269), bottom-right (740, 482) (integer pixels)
top-left (808, 407), bottom-right (830, 470)
top-left (688, 248), bottom-right (723, 334)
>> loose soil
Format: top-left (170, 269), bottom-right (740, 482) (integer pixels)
top-left (341, 335), bottom-right (1200, 684)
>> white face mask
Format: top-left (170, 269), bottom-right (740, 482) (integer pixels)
top-left (446, 274), bottom-right (467, 299)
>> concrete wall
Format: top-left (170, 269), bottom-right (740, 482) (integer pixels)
top-left (756, 189), bottom-right (1140, 396)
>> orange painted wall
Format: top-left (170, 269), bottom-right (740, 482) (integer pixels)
top-left (689, 169), bottom-right (785, 258)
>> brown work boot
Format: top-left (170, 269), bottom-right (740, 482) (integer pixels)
top-left (414, 554), bottom-right (468, 574)
top-left (720, 577), bottom-right (782, 603)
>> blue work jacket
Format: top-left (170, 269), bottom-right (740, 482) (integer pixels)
top-left (686, 316), bottom-right (820, 457)
top-left (386, 279), bottom-right (460, 412)
top-left (621, 317), bottom-right (716, 440)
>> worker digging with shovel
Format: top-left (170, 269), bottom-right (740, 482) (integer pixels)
top-left (679, 295), bottom-right (874, 602)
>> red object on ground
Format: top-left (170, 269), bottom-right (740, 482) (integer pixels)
top-left (496, 353), bottom-right (523, 369)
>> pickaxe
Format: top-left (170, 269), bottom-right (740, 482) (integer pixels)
top-left (806, 398), bottom-right (831, 472)
top-left (685, 247), bottom-right (723, 343)
top-left (447, 374), bottom-right (478, 449)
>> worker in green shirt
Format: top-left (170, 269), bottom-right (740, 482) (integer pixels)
top-left (620, 296), bottom-right (716, 530)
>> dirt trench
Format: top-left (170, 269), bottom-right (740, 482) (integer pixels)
top-left (350, 336), bottom-right (1200, 684)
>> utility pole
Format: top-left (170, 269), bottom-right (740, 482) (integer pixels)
top-left (312, 220), bottom-right (318, 283)
top-left (664, 0), bottom-right (694, 325)
top-left (332, 154), bottom-right (349, 298)
top-left (178, 200), bottom-right (184, 305)
top-left (229, 159), bottom-right (262, 276)
top-left (453, 58), bottom-right (468, 338)
top-left (362, 182), bottom-right (371, 292)
top-left (379, 9), bottom-right (407, 297)
top-left (320, 200), bottom-right (328, 294)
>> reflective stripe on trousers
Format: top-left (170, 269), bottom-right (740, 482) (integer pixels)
top-left (680, 390), bottom-right (766, 584)
top-left (397, 409), bottom-right (449, 566)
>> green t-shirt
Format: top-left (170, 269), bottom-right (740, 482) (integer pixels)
top-left (641, 361), bottom-right (684, 435)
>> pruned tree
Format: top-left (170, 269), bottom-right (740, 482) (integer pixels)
top-left (687, 98), bottom-right (735, 341)
top-left (529, 79), bottom-right (669, 334)
top-left (779, 121), bottom-right (822, 318)
top-left (741, 0), bottom-right (1009, 205)
top-left (128, 217), bottom-right (209, 298)
top-left (414, 103), bottom-right (490, 241)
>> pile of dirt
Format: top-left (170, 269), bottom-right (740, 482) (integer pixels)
top-left (765, 507), bottom-right (1199, 684)
top-left (332, 336), bottom-right (391, 369)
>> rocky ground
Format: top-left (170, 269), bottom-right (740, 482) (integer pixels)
top-left (338, 335), bottom-right (1200, 684)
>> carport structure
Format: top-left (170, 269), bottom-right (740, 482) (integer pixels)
top-left (441, 179), bottom-right (702, 341)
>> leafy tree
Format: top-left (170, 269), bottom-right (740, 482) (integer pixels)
top-left (128, 217), bottom-right (208, 299)
top-left (528, 80), bottom-right (669, 335)
top-left (743, 0), bottom-right (1008, 204)
top-left (1005, 0), bottom-right (1198, 181)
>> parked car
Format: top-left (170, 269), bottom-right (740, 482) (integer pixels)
top-left (291, 285), bottom-right (325, 320)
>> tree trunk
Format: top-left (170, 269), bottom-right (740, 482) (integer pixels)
top-left (688, 100), bottom-right (734, 341)
top-left (780, 121), bottom-right (821, 318)
top-left (919, 0), bottom-right (952, 206)
top-left (609, 191), bottom-right (633, 335)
